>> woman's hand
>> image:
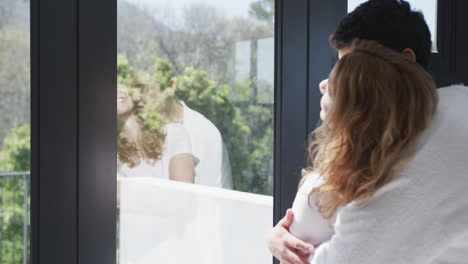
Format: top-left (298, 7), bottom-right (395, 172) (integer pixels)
top-left (267, 209), bottom-right (315, 264)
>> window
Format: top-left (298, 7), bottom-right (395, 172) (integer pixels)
top-left (116, 0), bottom-right (274, 262)
top-left (0, 1), bottom-right (31, 263)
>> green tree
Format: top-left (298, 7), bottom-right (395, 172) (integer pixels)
top-left (154, 59), bottom-right (273, 194)
top-left (249, 0), bottom-right (274, 25)
top-left (159, 61), bottom-right (252, 189)
top-left (117, 0), bottom-right (160, 72)
top-left (119, 57), bottom-right (274, 193)
top-left (116, 0), bottom-right (275, 194)
top-left (0, 124), bottom-right (30, 172)
top-left (0, 1), bottom-right (31, 262)
top-left (0, 29), bottom-right (30, 150)
top-left (0, 124), bottom-right (30, 264)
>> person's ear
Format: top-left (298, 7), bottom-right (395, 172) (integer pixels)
top-left (402, 48), bottom-right (417, 63)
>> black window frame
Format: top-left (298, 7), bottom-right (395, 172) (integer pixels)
top-left (31, 0), bottom-right (116, 263)
top-left (430, 0), bottom-right (468, 87)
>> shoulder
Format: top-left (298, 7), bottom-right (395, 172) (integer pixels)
top-left (181, 101), bottom-right (222, 138)
top-left (437, 84), bottom-right (468, 95)
top-left (162, 123), bottom-right (199, 163)
top-left (436, 85), bottom-right (468, 113)
top-left (163, 123), bottom-right (190, 139)
top-left (162, 123), bottom-right (192, 151)
top-left (290, 172), bottom-right (334, 246)
top-left (298, 173), bottom-right (325, 194)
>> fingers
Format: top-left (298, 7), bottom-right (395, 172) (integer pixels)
top-left (269, 210), bottom-right (313, 264)
top-left (277, 209), bottom-right (290, 226)
top-left (280, 248), bottom-right (310, 264)
top-left (284, 234), bottom-right (315, 254)
top-left (278, 209), bottom-right (294, 229)
top-left (283, 209), bottom-right (294, 228)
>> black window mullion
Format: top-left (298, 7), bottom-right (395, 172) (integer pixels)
top-left (308, 0), bottom-right (347, 130)
top-left (77, 0), bottom-right (117, 263)
top-left (32, 0), bottom-right (79, 263)
top-left (273, 0), bottom-right (310, 257)
top-left (430, 0), bottom-right (468, 86)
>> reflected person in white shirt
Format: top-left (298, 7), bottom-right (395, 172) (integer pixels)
top-left (140, 80), bottom-right (233, 189)
top-left (117, 84), bottom-right (197, 183)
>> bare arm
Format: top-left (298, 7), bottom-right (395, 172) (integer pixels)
top-left (169, 153), bottom-right (195, 183)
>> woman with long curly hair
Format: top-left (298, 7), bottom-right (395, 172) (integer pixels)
top-left (117, 84), bottom-right (197, 182)
top-left (269, 39), bottom-right (468, 263)
top-left (301, 39), bottom-right (438, 221)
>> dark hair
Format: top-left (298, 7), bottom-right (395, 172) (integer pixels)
top-left (331, 0), bottom-right (432, 68)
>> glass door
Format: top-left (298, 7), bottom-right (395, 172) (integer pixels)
top-left (0, 1), bottom-right (31, 263)
top-left (116, 0), bottom-right (275, 263)
top-left (27, 0), bottom-right (326, 263)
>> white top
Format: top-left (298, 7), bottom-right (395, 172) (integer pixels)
top-left (290, 85), bottom-right (468, 263)
top-left (289, 173), bottom-right (334, 247)
top-left (118, 123), bottom-right (199, 179)
top-left (181, 101), bottom-right (233, 188)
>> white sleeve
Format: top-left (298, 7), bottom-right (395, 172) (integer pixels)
top-left (289, 173), bottom-right (334, 247)
top-left (309, 177), bottom-right (441, 264)
top-left (164, 123), bottom-right (199, 165)
top-left (309, 201), bottom-right (395, 263)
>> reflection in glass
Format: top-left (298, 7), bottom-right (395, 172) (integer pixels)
top-left (0, 1), bottom-right (31, 264)
top-left (117, 0), bottom-right (274, 263)
top-left (348, 0), bottom-right (438, 52)
top-left (117, 84), bottom-right (196, 183)
top-left (117, 0), bottom-right (275, 192)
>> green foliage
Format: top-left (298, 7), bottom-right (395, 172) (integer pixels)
top-left (119, 56), bottom-right (274, 194)
top-left (0, 124), bottom-right (30, 173)
top-left (0, 29), bottom-right (30, 150)
top-left (154, 59), bottom-right (175, 91)
top-left (0, 2), bottom-right (31, 262)
top-left (117, 55), bottom-right (134, 85)
top-left (117, 0), bottom-right (276, 193)
top-left (0, 175), bottom-right (28, 264)
top-left (249, 0), bottom-right (275, 24)
top-left (163, 62), bottom-right (252, 187)
top-left (154, 58), bottom-right (273, 194)
top-left (117, 0), bottom-right (160, 72)
top-left (0, 124), bottom-right (30, 264)
top-left (118, 55), bottom-right (151, 90)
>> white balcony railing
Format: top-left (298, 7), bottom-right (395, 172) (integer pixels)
top-left (119, 177), bottom-right (274, 264)
top-left (0, 174), bottom-right (274, 264)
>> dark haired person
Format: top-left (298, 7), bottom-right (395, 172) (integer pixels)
top-left (267, 1), bottom-right (468, 263)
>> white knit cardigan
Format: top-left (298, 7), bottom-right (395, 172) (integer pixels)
top-left (290, 85), bottom-right (468, 264)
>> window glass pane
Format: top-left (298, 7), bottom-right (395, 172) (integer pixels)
top-left (117, 0), bottom-right (274, 262)
top-left (0, 1), bottom-right (31, 263)
top-left (348, 0), bottom-right (438, 52)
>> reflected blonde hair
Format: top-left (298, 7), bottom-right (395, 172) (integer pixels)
top-left (117, 84), bottom-right (166, 168)
top-left (304, 40), bottom-right (438, 219)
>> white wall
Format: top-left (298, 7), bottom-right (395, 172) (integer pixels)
top-left (119, 178), bottom-right (274, 264)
